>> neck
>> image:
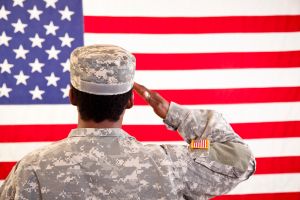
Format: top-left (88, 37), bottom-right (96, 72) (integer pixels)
top-left (78, 115), bottom-right (124, 129)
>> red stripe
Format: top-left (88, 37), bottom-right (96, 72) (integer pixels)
top-left (0, 121), bottom-right (299, 142)
top-left (84, 16), bottom-right (300, 33)
top-left (214, 192), bottom-right (300, 200)
top-left (0, 122), bottom-right (299, 142)
top-left (0, 162), bottom-right (15, 179)
top-left (1, 157), bottom-right (300, 180)
top-left (123, 125), bottom-right (182, 141)
top-left (134, 52), bottom-right (300, 70)
top-left (255, 156), bottom-right (300, 174)
top-left (133, 87), bottom-right (300, 105)
top-left (0, 124), bottom-right (76, 142)
top-left (231, 121), bottom-right (300, 139)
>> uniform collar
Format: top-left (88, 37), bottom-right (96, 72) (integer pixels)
top-left (68, 128), bottom-right (135, 139)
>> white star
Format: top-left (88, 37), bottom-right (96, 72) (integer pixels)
top-left (59, 6), bottom-right (74, 21)
top-left (0, 31), bottom-right (12, 46)
top-left (29, 58), bottom-right (45, 73)
top-left (0, 83), bottom-right (12, 98)
top-left (44, 0), bottom-right (58, 9)
top-left (0, 59), bottom-right (14, 74)
top-left (29, 86), bottom-right (45, 100)
top-left (11, 19), bottom-right (28, 34)
top-left (13, 45), bottom-right (29, 59)
top-left (14, 70), bottom-right (29, 85)
top-left (45, 72), bottom-right (60, 87)
top-left (59, 33), bottom-right (74, 47)
top-left (29, 33), bottom-right (45, 48)
top-left (0, 5), bottom-right (11, 20)
top-left (60, 84), bottom-right (70, 98)
top-left (60, 59), bottom-right (70, 72)
top-left (45, 46), bottom-right (60, 60)
top-left (27, 5), bottom-right (43, 20)
top-left (13, 0), bottom-right (26, 7)
top-left (44, 21), bottom-right (59, 36)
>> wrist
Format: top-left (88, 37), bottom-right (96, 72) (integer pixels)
top-left (163, 102), bottom-right (190, 131)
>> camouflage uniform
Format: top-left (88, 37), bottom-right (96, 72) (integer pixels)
top-left (0, 102), bottom-right (255, 200)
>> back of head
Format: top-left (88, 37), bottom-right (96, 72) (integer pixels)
top-left (69, 44), bottom-right (136, 122)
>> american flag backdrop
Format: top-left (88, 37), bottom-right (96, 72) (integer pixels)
top-left (1, 0), bottom-right (300, 199)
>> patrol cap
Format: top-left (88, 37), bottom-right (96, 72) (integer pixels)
top-left (70, 44), bottom-right (136, 95)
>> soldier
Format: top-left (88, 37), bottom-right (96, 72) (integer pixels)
top-left (0, 45), bottom-right (255, 199)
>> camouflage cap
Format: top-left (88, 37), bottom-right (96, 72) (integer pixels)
top-left (70, 44), bottom-right (136, 95)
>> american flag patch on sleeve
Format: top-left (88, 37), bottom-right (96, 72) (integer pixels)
top-left (190, 139), bottom-right (210, 150)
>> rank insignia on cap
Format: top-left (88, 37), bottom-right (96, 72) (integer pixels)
top-left (190, 139), bottom-right (210, 150)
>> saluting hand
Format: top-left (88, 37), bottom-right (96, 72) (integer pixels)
top-left (134, 82), bottom-right (170, 119)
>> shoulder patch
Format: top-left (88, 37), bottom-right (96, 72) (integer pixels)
top-left (190, 139), bottom-right (210, 150)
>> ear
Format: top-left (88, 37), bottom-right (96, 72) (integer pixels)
top-left (69, 88), bottom-right (77, 106)
top-left (126, 93), bottom-right (134, 109)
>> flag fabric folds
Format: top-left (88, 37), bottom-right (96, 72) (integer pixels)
top-left (1, 0), bottom-right (300, 199)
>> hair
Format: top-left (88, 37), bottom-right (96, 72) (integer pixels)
top-left (71, 85), bottom-right (133, 122)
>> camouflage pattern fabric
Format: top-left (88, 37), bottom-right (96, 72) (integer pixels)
top-left (70, 45), bottom-right (136, 95)
top-left (0, 102), bottom-right (255, 199)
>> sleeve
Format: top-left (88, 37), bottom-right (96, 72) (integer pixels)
top-left (0, 162), bottom-right (42, 200)
top-left (161, 102), bottom-right (256, 199)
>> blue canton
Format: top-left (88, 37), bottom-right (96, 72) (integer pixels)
top-left (0, 0), bottom-right (83, 104)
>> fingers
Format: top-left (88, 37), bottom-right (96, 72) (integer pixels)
top-left (134, 82), bottom-right (151, 102)
top-left (134, 82), bottom-right (170, 119)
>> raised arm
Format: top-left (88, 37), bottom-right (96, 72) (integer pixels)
top-left (134, 82), bottom-right (256, 199)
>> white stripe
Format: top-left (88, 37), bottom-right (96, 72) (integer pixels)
top-left (135, 68), bottom-right (300, 89)
top-left (83, 0), bottom-right (300, 17)
top-left (229, 173), bottom-right (300, 194)
top-left (0, 142), bottom-right (52, 162)
top-left (1, 174), bottom-right (299, 194)
top-left (126, 102), bottom-right (300, 125)
top-left (243, 138), bottom-right (300, 158)
top-left (1, 138), bottom-right (300, 162)
top-left (0, 105), bottom-right (77, 125)
top-left (84, 32), bottom-right (300, 53)
top-left (0, 102), bottom-right (300, 125)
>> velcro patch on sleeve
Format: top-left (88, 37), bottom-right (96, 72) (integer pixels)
top-left (190, 139), bottom-right (210, 150)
